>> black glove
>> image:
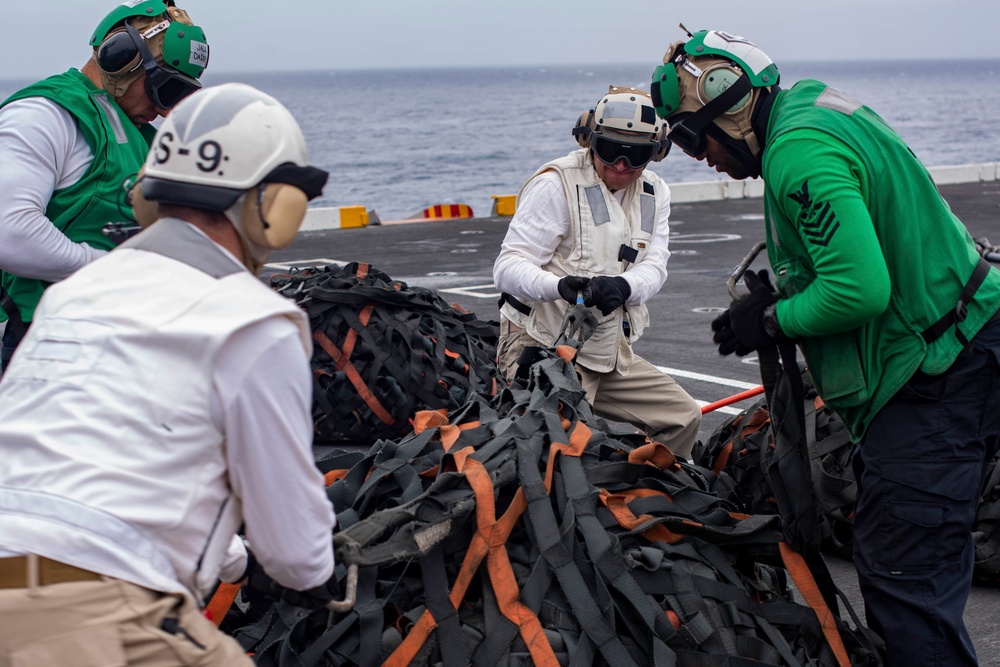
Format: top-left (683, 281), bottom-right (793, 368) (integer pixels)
top-left (243, 547), bottom-right (341, 610)
top-left (279, 572), bottom-right (342, 610)
top-left (557, 276), bottom-right (591, 304)
top-left (242, 548), bottom-right (282, 599)
top-left (582, 276), bottom-right (631, 315)
top-left (711, 269), bottom-right (780, 356)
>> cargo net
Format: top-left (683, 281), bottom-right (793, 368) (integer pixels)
top-left (215, 336), bottom-right (884, 666)
top-left (692, 367), bottom-right (857, 560)
top-left (269, 263), bottom-right (505, 446)
top-left (694, 367), bottom-right (1000, 585)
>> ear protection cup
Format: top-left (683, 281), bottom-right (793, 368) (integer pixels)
top-left (697, 62), bottom-right (751, 114)
top-left (128, 171), bottom-right (160, 228)
top-left (652, 124), bottom-right (671, 162)
top-left (95, 26), bottom-right (149, 97)
top-left (240, 183), bottom-right (308, 249)
top-left (96, 28), bottom-right (142, 75)
top-left (571, 109), bottom-right (596, 148)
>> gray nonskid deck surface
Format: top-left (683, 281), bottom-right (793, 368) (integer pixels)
top-left (270, 180), bottom-right (1000, 662)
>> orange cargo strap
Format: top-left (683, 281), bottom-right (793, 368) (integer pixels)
top-left (312, 314), bottom-right (396, 427)
top-left (779, 542), bottom-right (851, 667)
top-left (411, 409), bottom-right (482, 452)
top-left (384, 445), bottom-right (559, 667)
top-left (204, 582), bottom-right (243, 628)
top-left (599, 488), bottom-right (687, 545)
top-left (322, 468), bottom-right (349, 486)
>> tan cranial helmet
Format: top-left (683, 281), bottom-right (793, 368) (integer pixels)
top-left (651, 29), bottom-right (778, 162)
top-left (572, 85), bottom-right (670, 165)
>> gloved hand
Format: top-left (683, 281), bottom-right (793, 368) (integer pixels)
top-left (279, 573), bottom-right (341, 610)
top-left (242, 548), bottom-right (282, 600)
top-left (582, 276), bottom-right (631, 315)
top-left (711, 269), bottom-right (781, 356)
top-left (557, 275), bottom-right (591, 304)
top-left (243, 547), bottom-right (341, 610)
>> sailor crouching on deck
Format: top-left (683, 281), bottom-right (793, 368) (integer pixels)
top-left (493, 85), bottom-right (702, 459)
top-left (0, 83), bottom-right (337, 666)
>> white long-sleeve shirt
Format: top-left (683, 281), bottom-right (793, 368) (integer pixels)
top-left (0, 97), bottom-right (106, 281)
top-left (493, 170), bottom-right (671, 308)
top-left (0, 224), bottom-right (335, 598)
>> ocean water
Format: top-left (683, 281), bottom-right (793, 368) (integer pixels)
top-left (3, 59), bottom-right (998, 220)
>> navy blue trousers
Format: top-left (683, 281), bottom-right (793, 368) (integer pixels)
top-left (853, 316), bottom-right (1000, 666)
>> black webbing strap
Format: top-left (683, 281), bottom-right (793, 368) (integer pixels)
top-left (515, 425), bottom-right (639, 666)
top-left (498, 291), bottom-right (532, 316)
top-left (564, 457), bottom-right (679, 655)
top-left (922, 257), bottom-right (993, 345)
top-left (419, 542), bottom-right (469, 665)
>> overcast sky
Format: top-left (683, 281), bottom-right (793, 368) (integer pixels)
top-left (3, 0), bottom-right (999, 80)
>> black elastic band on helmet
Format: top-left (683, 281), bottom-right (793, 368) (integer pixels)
top-left (668, 73), bottom-right (752, 155)
top-left (264, 163), bottom-right (329, 201)
top-left (140, 177), bottom-right (244, 211)
top-left (705, 123), bottom-right (762, 178)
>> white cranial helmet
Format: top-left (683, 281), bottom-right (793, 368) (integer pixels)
top-left (135, 82), bottom-right (328, 273)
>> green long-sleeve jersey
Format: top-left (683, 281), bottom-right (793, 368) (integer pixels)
top-left (761, 80), bottom-right (1000, 440)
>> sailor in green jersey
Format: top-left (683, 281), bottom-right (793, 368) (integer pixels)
top-left (650, 28), bottom-right (1000, 667)
top-left (0, 1), bottom-right (209, 372)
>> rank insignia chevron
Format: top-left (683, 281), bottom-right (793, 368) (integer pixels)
top-left (789, 181), bottom-right (840, 247)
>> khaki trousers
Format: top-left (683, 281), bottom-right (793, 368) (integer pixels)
top-left (498, 320), bottom-right (702, 459)
top-left (0, 576), bottom-right (251, 667)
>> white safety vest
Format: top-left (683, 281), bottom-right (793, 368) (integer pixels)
top-left (0, 219), bottom-right (311, 599)
top-left (500, 150), bottom-right (667, 372)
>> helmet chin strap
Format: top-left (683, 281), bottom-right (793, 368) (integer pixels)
top-left (707, 83), bottom-right (779, 180)
top-left (708, 124), bottom-right (762, 178)
top-left (225, 193), bottom-right (270, 275)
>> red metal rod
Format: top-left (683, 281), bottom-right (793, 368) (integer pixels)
top-left (701, 385), bottom-right (765, 414)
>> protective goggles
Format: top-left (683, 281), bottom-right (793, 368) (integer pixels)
top-left (665, 114), bottom-right (706, 158)
top-left (143, 60), bottom-right (201, 109)
top-left (99, 22), bottom-right (201, 109)
top-left (664, 73), bottom-right (753, 158)
top-left (591, 134), bottom-right (656, 169)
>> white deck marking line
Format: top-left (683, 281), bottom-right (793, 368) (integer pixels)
top-left (654, 366), bottom-right (760, 391)
top-left (655, 365), bottom-right (758, 415)
top-left (265, 258), bottom-right (349, 270)
top-left (695, 401), bottom-right (742, 416)
top-left (439, 284), bottom-right (501, 299)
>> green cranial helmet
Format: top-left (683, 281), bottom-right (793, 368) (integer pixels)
top-left (91, 1), bottom-right (209, 101)
top-left (650, 28), bottom-right (779, 173)
top-left (90, 1), bottom-right (175, 47)
top-left (651, 29), bottom-right (778, 119)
